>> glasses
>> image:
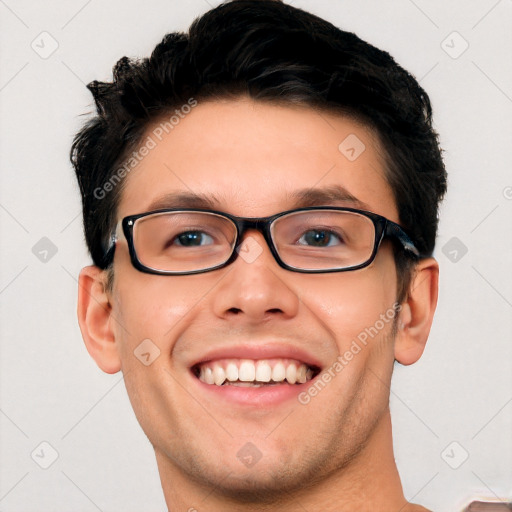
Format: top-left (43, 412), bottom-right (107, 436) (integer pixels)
top-left (107, 207), bottom-right (420, 275)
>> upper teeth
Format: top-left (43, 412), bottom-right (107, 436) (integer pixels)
top-left (197, 359), bottom-right (314, 386)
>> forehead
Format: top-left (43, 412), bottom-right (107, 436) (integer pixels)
top-left (118, 98), bottom-right (398, 221)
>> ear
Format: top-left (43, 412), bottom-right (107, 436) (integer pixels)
top-left (77, 266), bottom-right (121, 374)
top-left (394, 257), bottom-right (439, 365)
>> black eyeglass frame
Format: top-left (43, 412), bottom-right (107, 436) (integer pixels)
top-left (106, 206), bottom-right (420, 276)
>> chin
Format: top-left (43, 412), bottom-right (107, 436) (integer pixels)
top-left (199, 465), bottom-right (309, 504)
top-left (181, 443), bottom-right (344, 504)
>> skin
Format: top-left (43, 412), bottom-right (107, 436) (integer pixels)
top-left (78, 98), bottom-right (438, 511)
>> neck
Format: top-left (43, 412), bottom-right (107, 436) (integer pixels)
top-left (156, 410), bottom-right (428, 512)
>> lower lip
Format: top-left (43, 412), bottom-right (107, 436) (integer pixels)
top-left (191, 373), bottom-right (314, 407)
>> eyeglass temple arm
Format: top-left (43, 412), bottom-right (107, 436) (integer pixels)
top-left (102, 221), bottom-right (123, 267)
top-left (385, 221), bottom-right (420, 257)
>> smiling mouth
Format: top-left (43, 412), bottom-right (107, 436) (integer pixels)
top-left (192, 358), bottom-right (320, 387)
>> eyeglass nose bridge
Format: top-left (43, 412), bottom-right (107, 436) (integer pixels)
top-left (227, 216), bottom-right (283, 268)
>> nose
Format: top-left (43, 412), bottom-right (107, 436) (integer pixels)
top-left (211, 230), bottom-right (300, 323)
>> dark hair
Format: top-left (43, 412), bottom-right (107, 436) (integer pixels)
top-left (71, 0), bottom-right (446, 298)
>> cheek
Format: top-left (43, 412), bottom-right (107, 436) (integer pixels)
top-left (110, 276), bottom-right (210, 443)
top-left (112, 244), bottom-right (207, 337)
top-left (111, 270), bottom-right (220, 366)
top-left (297, 254), bottom-right (398, 350)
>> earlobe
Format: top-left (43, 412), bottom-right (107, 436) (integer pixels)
top-left (77, 266), bottom-right (121, 374)
top-left (394, 258), bottom-right (439, 366)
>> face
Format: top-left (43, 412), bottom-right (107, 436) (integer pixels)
top-left (109, 98), bottom-right (404, 498)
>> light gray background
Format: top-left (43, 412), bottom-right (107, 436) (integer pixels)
top-left (0, 1), bottom-right (511, 511)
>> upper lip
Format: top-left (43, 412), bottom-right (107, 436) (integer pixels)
top-left (189, 342), bottom-right (323, 371)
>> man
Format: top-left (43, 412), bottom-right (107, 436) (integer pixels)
top-left (71, 1), bottom-right (447, 510)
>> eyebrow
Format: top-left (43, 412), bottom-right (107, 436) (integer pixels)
top-left (144, 185), bottom-right (370, 213)
top-left (145, 192), bottom-right (222, 211)
top-left (288, 185), bottom-right (370, 210)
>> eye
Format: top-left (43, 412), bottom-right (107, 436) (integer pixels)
top-left (173, 231), bottom-right (214, 247)
top-left (297, 229), bottom-right (344, 247)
